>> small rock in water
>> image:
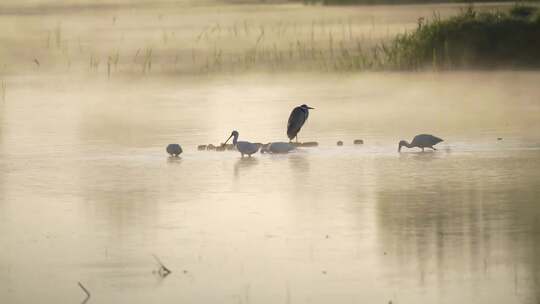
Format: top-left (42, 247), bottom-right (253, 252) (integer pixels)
top-left (166, 144), bottom-right (182, 157)
top-left (353, 139), bottom-right (364, 145)
top-left (301, 141), bottom-right (319, 147)
top-left (197, 145), bottom-right (207, 151)
top-left (497, 137), bottom-right (503, 141)
top-left (337, 141), bottom-right (343, 146)
top-left (224, 143), bottom-right (235, 150)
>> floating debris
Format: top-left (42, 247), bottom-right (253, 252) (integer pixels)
top-left (216, 145), bottom-right (226, 151)
top-left (497, 137), bottom-right (503, 141)
top-left (166, 144), bottom-right (182, 157)
top-left (78, 282), bottom-right (91, 304)
top-left (337, 141), bottom-right (343, 146)
top-left (291, 141), bottom-right (319, 147)
top-left (152, 254), bottom-right (172, 278)
top-left (197, 144), bottom-right (207, 150)
top-left (219, 143), bottom-right (235, 150)
top-left (301, 141), bottom-right (318, 147)
top-left (353, 139), bottom-right (364, 145)
top-left (207, 144), bottom-right (216, 150)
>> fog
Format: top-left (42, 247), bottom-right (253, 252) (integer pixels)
top-left (1, 2), bottom-right (539, 304)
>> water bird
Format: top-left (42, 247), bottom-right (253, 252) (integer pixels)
top-left (261, 142), bottom-right (296, 154)
top-left (287, 104), bottom-right (314, 142)
top-left (353, 139), bottom-right (364, 145)
top-left (166, 144), bottom-right (182, 156)
top-left (398, 134), bottom-right (443, 152)
top-left (337, 141), bottom-right (343, 146)
top-left (224, 130), bottom-right (261, 157)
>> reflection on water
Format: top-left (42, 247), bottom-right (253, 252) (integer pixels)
top-left (234, 157), bottom-right (258, 179)
top-left (0, 72), bottom-right (540, 304)
top-left (375, 151), bottom-right (540, 303)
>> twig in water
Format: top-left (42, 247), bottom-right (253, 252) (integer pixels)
top-left (152, 254), bottom-right (171, 277)
top-left (78, 282), bottom-right (91, 304)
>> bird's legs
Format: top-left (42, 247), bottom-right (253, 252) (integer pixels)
top-left (421, 147), bottom-right (425, 152)
top-left (431, 146), bottom-right (437, 150)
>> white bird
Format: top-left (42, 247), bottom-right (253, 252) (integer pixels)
top-left (261, 142), bottom-right (296, 154)
top-left (398, 134), bottom-right (443, 152)
top-left (224, 130), bottom-right (261, 157)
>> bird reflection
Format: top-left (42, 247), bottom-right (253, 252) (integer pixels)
top-left (234, 157), bottom-right (258, 178)
top-left (167, 156), bottom-right (182, 164)
top-left (288, 154), bottom-right (310, 173)
top-left (398, 151), bottom-right (441, 162)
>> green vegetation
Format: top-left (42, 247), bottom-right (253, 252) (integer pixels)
top-left (381, 5), bottom-right (540, 69)
top-left (1, 3), bottom-right (539, 76)
top-left (303, 0), bottom-right (528, 4)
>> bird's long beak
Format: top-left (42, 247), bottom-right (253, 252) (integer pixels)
top-left (224, 134), bottom-right (233, 145)
top-left (307, 106), bottom-right (315, 109)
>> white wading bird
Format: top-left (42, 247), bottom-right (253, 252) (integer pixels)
top-left (224, 130), bottom-right (261, 157)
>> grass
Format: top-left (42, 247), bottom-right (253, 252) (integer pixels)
top-left (1, 3), bottom-right (539, 76)
top-left (381, 5), bottom-right (540, 69)
top-left (303, 0), bottom-right (536, 4)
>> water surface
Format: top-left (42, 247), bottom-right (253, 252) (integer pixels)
top-left (1, 71), bottom-right (540, 303)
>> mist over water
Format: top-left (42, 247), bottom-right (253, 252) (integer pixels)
top-left (1, 2), bottom-right (540, 304)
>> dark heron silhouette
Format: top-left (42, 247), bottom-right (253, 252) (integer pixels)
top-left (287, 104), bottom-right (314, 142)
top-left (398, 134), bottom-right (443, 152)
top-left (166, 144), bottom-right (182, 156)
top-left (224, 130), bottom-right (261, 157)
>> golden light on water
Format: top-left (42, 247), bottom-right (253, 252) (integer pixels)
top-left (1, 1), bottom-right (540, 304)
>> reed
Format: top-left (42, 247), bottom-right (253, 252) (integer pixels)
top-left (381, 5), bottom-right (540, 69)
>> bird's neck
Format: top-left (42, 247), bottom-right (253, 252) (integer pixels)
top-left (232, 136), bottom-right (238, 146)
top-left (400, 141), bottom-right (413, 148)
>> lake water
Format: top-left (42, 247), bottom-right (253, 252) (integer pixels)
top-left (2, 1), bottom-right (540, 303)
top-left (1, 71), bottom-right (539, 304)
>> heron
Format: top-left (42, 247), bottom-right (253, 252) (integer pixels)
top-left (166, 144), bottom-right (182, 157)
top-left (261, 142), bottom-right (296, 154)
top-left (398, 134), bottom-right (443, 152)
top-left (224, 130), bottom-right (261, 157)
top-left (287, 104), bottom-right (314, 142)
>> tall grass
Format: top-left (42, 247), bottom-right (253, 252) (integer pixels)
top-left (304, 0), bottom-right (525, 4)
top-left (382, 5), bottom-right (540, 69)
top-left (5, 4), bottom-right (540, 77)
